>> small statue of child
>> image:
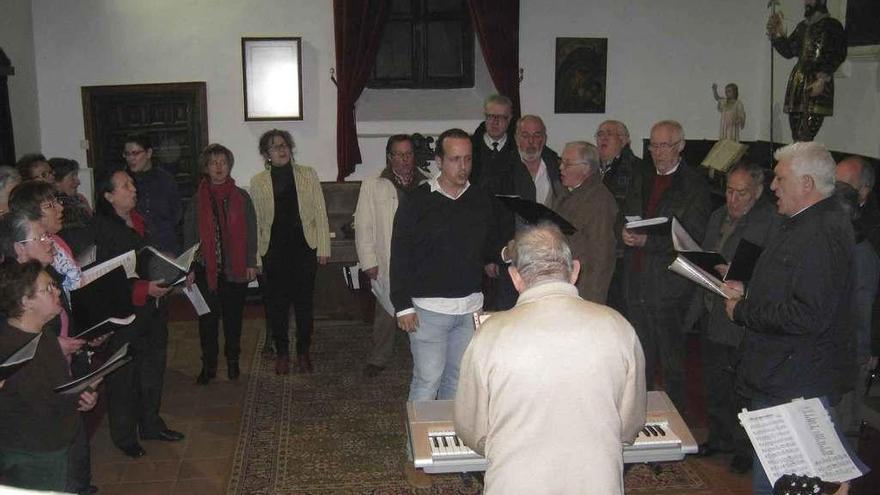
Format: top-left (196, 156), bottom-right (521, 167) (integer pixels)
top-left (712, 83), bottom-right (746, 142)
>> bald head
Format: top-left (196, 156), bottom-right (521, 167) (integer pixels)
top-left (836, 156), bottom-right (874, 205)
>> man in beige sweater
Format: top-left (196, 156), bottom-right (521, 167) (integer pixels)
top-left (455, 222), bottom-right (646, 495)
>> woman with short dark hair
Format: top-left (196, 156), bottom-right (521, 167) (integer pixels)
top-left (92, 169), bottom-right (184, 458)
top-left (184, 143), bottom-right (257, 384)
top-left (250, 130), bottom-right (330, 374)
top-left (0, 260), bottom-right (99, 492)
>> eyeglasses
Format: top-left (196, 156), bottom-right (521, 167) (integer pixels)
top-left (40, 199), bottom-right (61, 210)
top-left (35, 171), bottom-right (55, 180)
top-left (269, 143), bottom-right (291, 152)
top-left (648, 140), bottom-right (681, 151)
top-left (17, 233), bottom-right (52, 245)
top-left (595, 130), bottom-right (620, 138)
top-left (485, 113), bottom-right (511, 122)
top-left (122, 149), bottom-right (146, 158)
top-left (388, 151), bottom-right (414, 159)
top-left (35, 282), bottom-right (60, 295)
top-left (560, 160), bottom-right (588, 169)
top-left (517, 132), bottom-right (545, 141)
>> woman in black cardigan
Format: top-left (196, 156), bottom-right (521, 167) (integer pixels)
top-left (91, 169), bottom-right (184, 458)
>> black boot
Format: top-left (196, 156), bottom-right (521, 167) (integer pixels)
top-left (227, 359), bottom-right (240, 380)
top-left (196, 358), bottom-right (217, 385)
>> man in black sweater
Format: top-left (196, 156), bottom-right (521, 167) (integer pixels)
top-left (390, 128), bottom-right (495, 401)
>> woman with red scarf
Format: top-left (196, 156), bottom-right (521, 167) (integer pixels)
top-left (184, 144), bottom-right (257, 385)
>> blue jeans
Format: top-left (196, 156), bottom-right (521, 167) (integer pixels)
top-left (408, 307), bottom-right (475, 401)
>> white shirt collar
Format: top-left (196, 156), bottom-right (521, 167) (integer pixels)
top-left (483, 133), bottom-right (507, 150)
top-left (428, 175), bottom-right (470, 200)
top-left (655, 160), bottom-right (681, 176)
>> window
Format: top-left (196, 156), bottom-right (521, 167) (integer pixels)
top-left (368, 0), bottom-right (474, 89)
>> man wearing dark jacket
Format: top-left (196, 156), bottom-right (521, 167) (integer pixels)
top-left (391, 128), bottom-right (495, 401)
top-left (724, 141), bottom-right (854, 495)
top-left (695, 162), bottom-right (782, 473)
top-left (621, 120), bottom-right (712, 412)
top-left (470, 94), bottom-right (516, 190)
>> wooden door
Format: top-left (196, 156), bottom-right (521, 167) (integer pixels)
top-left (82, 82), bottom-right (208, 200)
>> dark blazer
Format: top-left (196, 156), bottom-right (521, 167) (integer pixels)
top-left (700, 197), bottom-right (783, 346)
top-left (602, 145), bottom-right (645, 213)
top-left (733, 196), bottom-right (854, 403)
top-left (622, 161), bottom-right (712, 308)
top-left (470, 121), bottom-right (517, 192)
top-left (494, 147), bottom-right (564, 249)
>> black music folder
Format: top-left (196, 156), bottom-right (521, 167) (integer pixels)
top-left (725, 239), bottom-right (763, 282)
top-left (73, 314), bottom-right (136, 341)
top-left (0, 333), bottom-right (41, 381)
top-left (55, 343), bottom-right (132, 395)
top-left (70, 265), bottom-right (135, 337)
top-left (496, 195), bottom-right (576, 235)
top-left (136, 243), bottom-right (199, 287)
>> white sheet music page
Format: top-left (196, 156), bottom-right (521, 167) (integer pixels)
top-left (738, 397), bottom-right (862, 484)
top-left (79, 250), bottom-right (137, 287)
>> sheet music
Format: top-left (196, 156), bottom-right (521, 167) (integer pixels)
top-left (174, 243), bottom-right (200, 271)
top-left (671, 218), bottom-right (701, 252)
top-left (80, 250), bottom-right (136, 287)
top-left (668, 257), bottom-right (729, 299)
top-left (739, 398), bottom-right (864, 484)
top-left (182, 285), bottom-right (211, 316)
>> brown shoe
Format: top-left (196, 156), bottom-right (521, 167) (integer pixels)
top-left (275, 356), bottom-right (289, 375)
top-left (297, 353), bottom-right (314, 374)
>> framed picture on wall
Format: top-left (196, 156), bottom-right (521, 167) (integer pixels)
top-left (242, 37), bottom-right (304, 120)
top-left (554, 37), bottom-right (607, 114)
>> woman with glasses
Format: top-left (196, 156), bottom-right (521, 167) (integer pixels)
top-left (49, 158), bottom-right (93, 256)
top-left (122, 134), bottom-right (182, 256)
top-left (183, 143), bottom-right (257, 385)
top-left (0, 260), bottom-right (100, 492)
top-left (15, 153), bottom-right (55, 184)
top-left (90, 169), bottom-right (183, 458)
top-left (0, 211), bottom-right (99, 494)
top-left (250, 129), bottom-right (330, 375)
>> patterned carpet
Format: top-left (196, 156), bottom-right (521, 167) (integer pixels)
top-left (227, 320), bottom-right (708, 494)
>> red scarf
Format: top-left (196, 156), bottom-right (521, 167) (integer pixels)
top-left (197, 178), bottom-right (247, 290)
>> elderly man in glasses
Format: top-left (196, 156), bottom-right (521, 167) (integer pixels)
top-left (620, 120), bottom-right (712, 413)
top-left (354, 134), bottom-right (427, 378)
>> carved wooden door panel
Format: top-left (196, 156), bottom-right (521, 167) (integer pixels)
top-left (82, 82), bottom-right (208, 200)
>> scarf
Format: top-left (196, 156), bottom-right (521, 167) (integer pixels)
top-left (197, 178), bottom-right (247, 290)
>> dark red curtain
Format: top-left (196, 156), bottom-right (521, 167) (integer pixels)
top-left (467, 0), bottom-right (521, 116)
top-left (333, 0), bottom-right (390, 181)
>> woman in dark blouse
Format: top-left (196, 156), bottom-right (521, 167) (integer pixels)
top-left (0, 261), bottom-right (99, 491)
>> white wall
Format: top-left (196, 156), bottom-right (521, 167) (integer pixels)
top-left (18, 0), bottom-right (879, 186)
top-left (1, 0), bottom-right (41, 159)
top-left (30, 0), bottom-right (337, 184)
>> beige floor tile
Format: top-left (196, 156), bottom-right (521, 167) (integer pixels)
top-left (122, 459), bottom-right (182, 483)
top-left (177, 457), bottom-right (233, 480)
top-left (98, 481), bottom-right (175, 495)
top-left (173, 478), bottom-right (226, 495)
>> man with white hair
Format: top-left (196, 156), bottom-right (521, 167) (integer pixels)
top-left (724, 141), bottom-right (854, 495)
top-left (455, 222), bottom-right (645, 495)
top-left (621, 120), bottom-right (712, 411)
top-left (552, 141), bottom-right (618, 303)
top-left (596, 120), bottom-right (643, 210)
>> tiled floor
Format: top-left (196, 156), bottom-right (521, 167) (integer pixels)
top-left (89, 316), bottom-right (259, 495)
top-left (88, 312), bottom-right (755, 495)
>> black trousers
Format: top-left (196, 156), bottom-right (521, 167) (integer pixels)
top-left (262, 248), bottom-right (317, 356)
top-left (195, 267), bottom-right (247, 365)
top-left (702, 338), bottom-right (750, 456)
top-left (627, 300), bottom-right (687, 412)
top-left (105, 304), bottom-right (169, 448)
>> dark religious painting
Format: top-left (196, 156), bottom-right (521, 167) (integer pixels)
top-left (845, 0), bottom-right (880, 47)
top-left (554, 38), bottom-right (607, 114)
top-left (81, 82), bottom-right (208, 201)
